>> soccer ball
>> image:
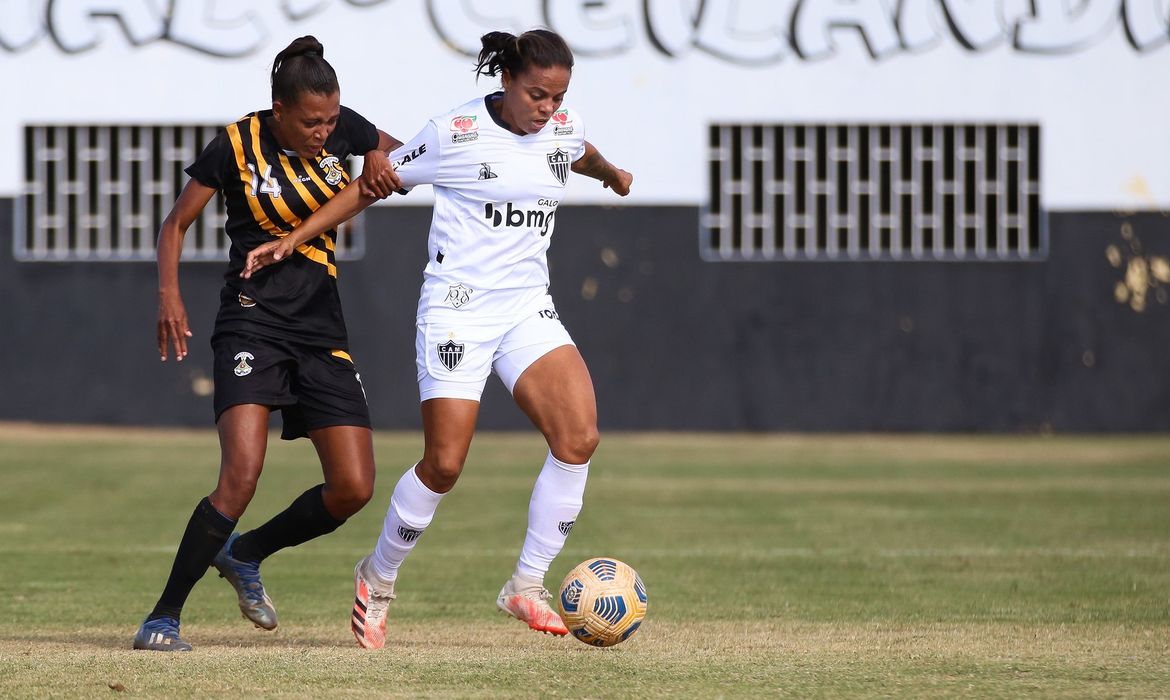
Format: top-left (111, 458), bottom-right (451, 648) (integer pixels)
top-left (558, 557), bottom-right (647, 647)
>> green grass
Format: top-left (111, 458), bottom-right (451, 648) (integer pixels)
top-left (0, 426), bottom-right (1168, 697)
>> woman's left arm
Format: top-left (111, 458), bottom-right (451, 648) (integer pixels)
top-left (572, 140), bottom-right (632, 196)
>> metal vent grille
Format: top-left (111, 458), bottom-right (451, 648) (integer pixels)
top-left (702, 123), bottom-right (1045, 262)
top-left (16, 124), bottom-right (364, 262)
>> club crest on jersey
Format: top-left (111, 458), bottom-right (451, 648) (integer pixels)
top-left (478, 163), bottom-right (497, 180)
top-left (547, 148), bottom-right (570, 186)
top-left (233, 352), bottom-right (254, 377)
top-left (551, 109), bottom-right (574, 135)
top-left (320, 155), bottom-right (345, 186)
top-left (237, 293), bottom-right (256, 308)
top-left (445, 283), bottom-right (473, 308)
top-left (437, 340), bottom-right (464, 371)
top-left (451, 115), bottom-right (479, 144)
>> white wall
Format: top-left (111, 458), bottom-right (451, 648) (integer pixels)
top-left (2, 0), bottom-right (1168, 208)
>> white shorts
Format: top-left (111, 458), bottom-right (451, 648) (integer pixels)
top-left (416, 294), bottom-right (575, 402)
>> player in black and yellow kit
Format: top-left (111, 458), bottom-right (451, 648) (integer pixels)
top-left (133, 36), bottom-right (403, 651)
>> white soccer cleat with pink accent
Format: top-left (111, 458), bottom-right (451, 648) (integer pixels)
top-left (496, 573), bottom-right (569, 636)
top-left (351, 556), bottom-right (395, 650)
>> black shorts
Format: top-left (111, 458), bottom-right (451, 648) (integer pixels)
top-left (211, 331), bottom-right (370, 440)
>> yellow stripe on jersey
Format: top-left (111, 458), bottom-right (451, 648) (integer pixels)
top-left (276, 152), bottom-right (339, 274)
top-left (277, 153), bottom-right (326, 212)
top-left (295, 241), bottom-right (337, 277)
top-left (330, 349), bottom-right (353, 362)
top-left (247, 117), bottom-right (301, 228)
top-left (226, 122), bottom-right (283, 236)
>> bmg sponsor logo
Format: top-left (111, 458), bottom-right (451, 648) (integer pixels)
top-left (483, 202), bottom-right (556, 237)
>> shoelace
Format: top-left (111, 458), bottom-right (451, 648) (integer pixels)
top-left (147, 617), bottom-right (181, 637)
top-left (366, 587), bottom-right (396, 613)
top-left (232, 559), bottom-right (267, 604)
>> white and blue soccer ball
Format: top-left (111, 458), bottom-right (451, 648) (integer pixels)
top-left (559, 557), bottom-right (647, 647)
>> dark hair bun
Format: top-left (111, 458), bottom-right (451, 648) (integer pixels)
top-left (271, 35), bottom-right (338, 103)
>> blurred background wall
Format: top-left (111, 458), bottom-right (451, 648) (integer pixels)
top-left (2, 1), bottom-right (1167, 431)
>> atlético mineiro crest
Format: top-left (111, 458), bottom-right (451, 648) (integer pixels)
top-left (478, 163), bottom-right (497, 180)
top-left (320, 155), bottom-right (345, 186)
top-left (398, 526), bottom-right (423, 542)
top-left (558, 520), bottom-right (575, 536)
top-left (233, 351), bottom-right (254, 377)
top-left (437, 340), bottom-right (464, 371)
top-left (547, 148), bottom-right (570, 186)
top-left (444, 283), bottom-right (473, 309)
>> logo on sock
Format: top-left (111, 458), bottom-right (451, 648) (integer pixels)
top-left (398, 526), bottom-right (424, 542)
top-left (558, 520), bottom-right (575, 536)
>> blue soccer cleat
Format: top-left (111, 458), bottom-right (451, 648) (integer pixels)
top-left (132, 616), bottom-right (192, 652)
top-left (212, 533), bottom-right (278, 630)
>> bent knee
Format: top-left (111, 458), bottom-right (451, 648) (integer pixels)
top-left (417, 455), bottom-right (465, 493)
top-left (551, 427), bottom-right (600, 465)
top-left (323, 484), bottom-right (373, 520)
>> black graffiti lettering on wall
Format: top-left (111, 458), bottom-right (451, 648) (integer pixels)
top-left (1, 0), bottom-right (1167, 59)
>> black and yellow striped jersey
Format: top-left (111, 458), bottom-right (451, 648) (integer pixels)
top-left (186, 106), bottom-right (378, 349)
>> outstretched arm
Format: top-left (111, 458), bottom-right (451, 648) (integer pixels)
top-left (242, 184), bottom-right (377, 278)
top-left (157, 180), bottom-right (216, 361)
top-left (572, 140), bottom-right (632, 196)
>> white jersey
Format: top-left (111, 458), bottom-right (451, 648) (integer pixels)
top-left (390, 93), bottom-right (586, 323)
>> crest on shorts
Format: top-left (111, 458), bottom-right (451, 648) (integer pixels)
top-left (437, 340), bottom-right (464, 371)
top-left (320, 155), bottom-right (345, 186)
top-left (558, 520), bottom-right (575, 536)
top-left (547, 148), bottom-right (570, 186)
top-left (233, 351), bottom-right (254, 377)
top-left (444, 283), bottom-right (473, 309)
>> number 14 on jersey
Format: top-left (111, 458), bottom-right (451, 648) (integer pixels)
top-left (247, 163), bottom-right (283, 199)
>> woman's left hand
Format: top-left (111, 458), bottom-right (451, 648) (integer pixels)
top-left (357, 149), bottom-right (401, 199)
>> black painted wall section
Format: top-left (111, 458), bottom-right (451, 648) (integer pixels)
top-left (1, 199), bottom-right (1166, 431)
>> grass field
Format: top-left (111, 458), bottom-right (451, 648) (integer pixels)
top-left (1, 425), bottom-right (1168, 698)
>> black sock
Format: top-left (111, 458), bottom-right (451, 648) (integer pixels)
top-left (230, 484), bottom-right (345, 563)
top-left (148, 497), bottom-right (236, 621)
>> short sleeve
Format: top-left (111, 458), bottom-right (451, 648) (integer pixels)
top-left (336, 105), bottom-right (379, 155)
top-left (390, 121), bottom-right (441, 192)
top-left (568, 109), bottom-right (586, 161)
top-left (184, 129), bottom-right (230, 190)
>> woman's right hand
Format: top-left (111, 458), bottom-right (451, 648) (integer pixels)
top-left (241, 238), bottom-right (296, 279)
top-left (157, 291), bottom-right (192, 362)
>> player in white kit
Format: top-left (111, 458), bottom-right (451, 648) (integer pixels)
top-left (242, 29), bottom-right (632, 649)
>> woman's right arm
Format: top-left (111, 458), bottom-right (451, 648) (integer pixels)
top-left (243, 121), bottom-right (441, 279)
top-left (157, 179), bottom-right (216, 361)
top-left (241, 183), bottom-right (378, 279)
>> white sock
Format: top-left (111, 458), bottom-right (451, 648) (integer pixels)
top-left (369, 464), bottom-right (444, 583)
top-left (516, 452), bottom-right (588, 581)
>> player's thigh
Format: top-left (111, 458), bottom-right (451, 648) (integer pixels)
top-left (495, 301), bottom-right (597, 438)
top-left (418, 397), bottom-right (481, 492)
top-left (510, 344), bottom-right (598, 443)
top-left (309, 425), bottom-right (375, 489)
